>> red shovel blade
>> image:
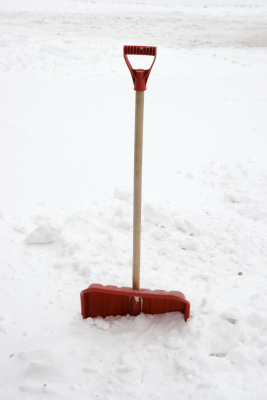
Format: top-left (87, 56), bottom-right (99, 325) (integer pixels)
top-left (81, 284), bottom-right (190, 321)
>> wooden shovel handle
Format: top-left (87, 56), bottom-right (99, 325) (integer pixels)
top-left (132, 91), bottom-right (144, 290)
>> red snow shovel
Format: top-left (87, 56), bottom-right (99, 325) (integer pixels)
top-left (81, 46), bottom-right (190, 321)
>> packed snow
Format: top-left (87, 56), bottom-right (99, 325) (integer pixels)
top-left (25, 223), bottom-right (62, 244)
top-left (0, 0), bottom-right (267, 399)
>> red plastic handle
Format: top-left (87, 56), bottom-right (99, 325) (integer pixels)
top-left (123, 45), bottom-right (157, 92)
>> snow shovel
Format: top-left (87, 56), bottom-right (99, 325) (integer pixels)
top-left (80, 46), bottom-right (190, 321)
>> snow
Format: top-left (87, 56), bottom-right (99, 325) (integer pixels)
top-left (25, 223), bottom-right (62, 244)
top-left (0, 0), bottom-right (267, 399)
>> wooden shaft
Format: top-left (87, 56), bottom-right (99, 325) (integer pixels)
top-left (132, 91), bottom-right (144, 290)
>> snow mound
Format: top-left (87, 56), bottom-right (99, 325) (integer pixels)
top-left (25, 223), bottom-right (62, 244)
top-left (225, 191), bottom-right (242, 203)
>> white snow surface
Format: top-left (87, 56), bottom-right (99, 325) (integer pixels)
top-left (0, 0), bottom-right (267, 399)
top-left (25, 223), bottom-right (62, 244)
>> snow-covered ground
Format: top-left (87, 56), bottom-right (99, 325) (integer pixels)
top-left (1, 1), bottom-right (267, 399)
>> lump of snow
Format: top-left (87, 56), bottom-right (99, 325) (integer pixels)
top-left (227, 343), bottom-right (249, 364)
top-left (248, 312), bottom-right (267, 329)
top-left (174, 217), bottom-right (200, 236)
top-left (114, 187), bottom-right (131, 201)
top-left (143, 204), bottom-right (169, 225)
top-left (94, 318), bottom-right (110, 331)
top-left (119, 220), bottom-right (131, 230)
top-left (199, 297), bottom-right (213, 314)
top-left (259, 351), bottom-right (267, 366)
top-left (0, 322), bottom-right (7, 334)
top-left (165, 337), bottom-right (183, 350)
top-left (225, 191), bottom-right (242, 203)
top-left (25, 223), bottom-right (62, 244)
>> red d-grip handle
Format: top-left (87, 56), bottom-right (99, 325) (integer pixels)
top-left (123, 45), bottom-right (157, 92)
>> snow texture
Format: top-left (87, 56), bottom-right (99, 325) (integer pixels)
top-left (25, 223), bottom-right (62, 244)
top-left (0, 1), bottom-right (267, 399)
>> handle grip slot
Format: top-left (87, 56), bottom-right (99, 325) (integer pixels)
top-left (123, 45), bottom-right (157, 92)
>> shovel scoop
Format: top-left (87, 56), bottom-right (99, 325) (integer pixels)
top-left (80, 46), bottom-right (190, 322)
top-left (81, 284), bottom-right (190, 321)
